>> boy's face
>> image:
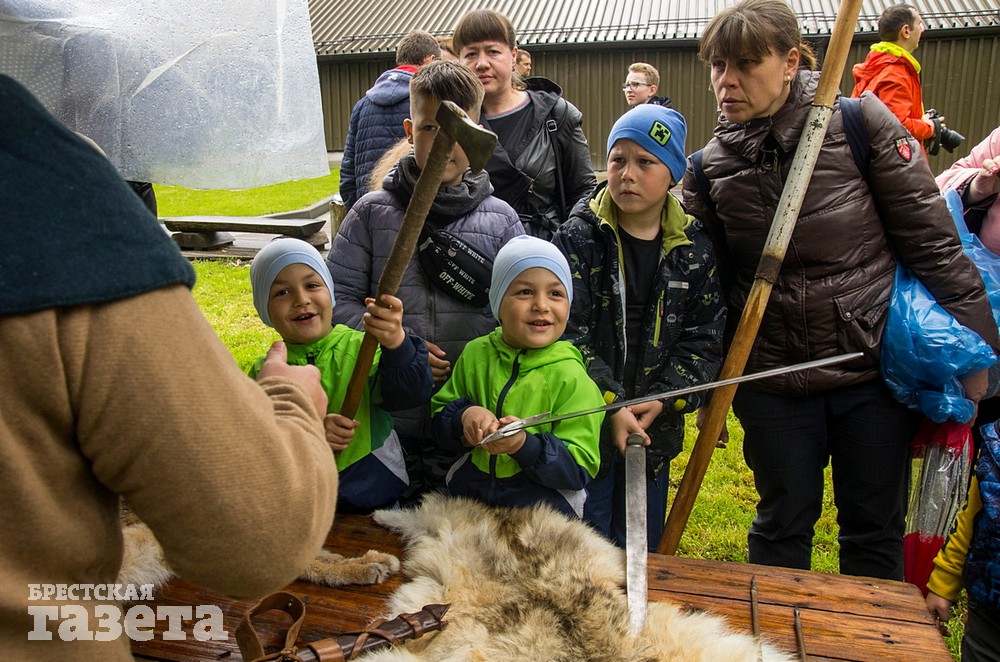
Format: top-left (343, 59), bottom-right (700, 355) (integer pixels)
top-left (403, 93), bottom-right (472, 188)
top-left (499, 267), bottom-right (569, 350)
top-left (607, 139), bottom-right (672, 224)
top-left (623, 71), bottom-right (656, 106)
top-left (267, 263), bottom-right (333, 345)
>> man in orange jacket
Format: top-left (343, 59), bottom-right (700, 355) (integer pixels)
top-left (851, 4), bottom-right (941, 151)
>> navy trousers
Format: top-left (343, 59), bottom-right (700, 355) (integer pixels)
top-left (732, 380), bottom-right (918, 580)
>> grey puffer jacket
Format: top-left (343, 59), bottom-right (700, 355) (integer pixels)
top-left (682, 69), bottom-right (1000, 396)
top-left (482, 77), bottom-right (596, 239)
top-left (326, 174), bottom-right (524, 437)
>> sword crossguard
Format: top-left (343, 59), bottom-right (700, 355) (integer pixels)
top-left (625, 433), bottom-right (645, 448)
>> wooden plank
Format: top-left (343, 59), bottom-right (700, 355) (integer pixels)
top-left (132, 514), bottom-right (950, 662)
top-left (654, 587), bottom-right (945, 660)
top-left (650, 556), bottom-right (933, 622)
top-left (163, 216), bottom-right (326, 237)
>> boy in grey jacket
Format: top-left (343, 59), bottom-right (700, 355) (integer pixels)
top-left (326, 60), bottom-right (524, 503)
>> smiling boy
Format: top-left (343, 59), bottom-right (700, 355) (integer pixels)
top-left (430, 235), bottom-right (604, 518)
top-left (553, 105), bottom-right (726, 549)
top-left (250, 238), bottom-right (433, 513)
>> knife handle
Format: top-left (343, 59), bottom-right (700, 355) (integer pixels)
top-left (625, 432), bottom-right (645, 448)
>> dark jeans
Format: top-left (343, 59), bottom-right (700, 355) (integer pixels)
top-left (963, 602), bottom-right (1000, 662)
top-left (732, 380), bottom-right (918, 580)
top-left (584, 451), bottom-right (670, 552)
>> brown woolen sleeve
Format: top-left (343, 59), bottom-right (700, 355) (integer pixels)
top-left (69, 286), bottom-right (338, 598)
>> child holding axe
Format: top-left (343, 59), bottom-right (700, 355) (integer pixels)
top-left (327, 60), bottom-right (523, 504)
top-left (249, 238), bottom-right (433, 513)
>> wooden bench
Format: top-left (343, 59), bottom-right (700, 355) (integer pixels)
top-left (131, 514), bottom-right (950, 662)
top-left (163, 216), bottom-right (329, 250)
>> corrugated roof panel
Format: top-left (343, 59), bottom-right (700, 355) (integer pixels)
top-left (309, 0), bottom-right (1000, 55)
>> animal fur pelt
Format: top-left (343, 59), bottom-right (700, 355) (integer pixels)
top-left (359, 494), bottom-right (794, 662)
top-left (117, 506), bottom-right (399, 592)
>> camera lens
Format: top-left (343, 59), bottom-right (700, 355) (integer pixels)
top-left (925, 110), bottom-right (965, 155)
top-left (939, 127), bottom-right (965, 153)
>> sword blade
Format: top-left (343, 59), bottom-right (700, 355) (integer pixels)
top-left (477, 352), bottom-right (862, 445)
top-left (624, 433), bottom-right (648, 633)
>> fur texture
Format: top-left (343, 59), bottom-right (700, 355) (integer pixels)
top-left (117, 509), bottom-right (399, 592)
top-left (361, 494), bottom-right (794, 662)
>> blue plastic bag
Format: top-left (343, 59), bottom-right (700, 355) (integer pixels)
top-left (880, 190), bottom-right (1000, 422)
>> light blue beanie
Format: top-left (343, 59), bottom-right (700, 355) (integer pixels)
top-left (250, 238), bottom-right (335, 327)
top-left (607, 105), bottom-right (688, 184)
top-left (489, 235), bottom-right (573, 320)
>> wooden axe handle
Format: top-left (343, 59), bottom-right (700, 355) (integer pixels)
top-left (339, 129), bottom-right (457, 420)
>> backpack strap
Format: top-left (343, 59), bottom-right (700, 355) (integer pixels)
top-left (546, 98), bottom-right (569, 222)
top-left (693, 99), bottom-right (870, 215)
top-left (839, 96), bottom-right (871, 181)
top-left (690, 149), bottom-right (715, 215)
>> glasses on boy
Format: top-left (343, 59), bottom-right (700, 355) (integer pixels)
top-left (621, 82), bottom-right (652, 91)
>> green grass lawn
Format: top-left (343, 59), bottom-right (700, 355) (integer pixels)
top-left (153, 168), bottom-right (339, 217)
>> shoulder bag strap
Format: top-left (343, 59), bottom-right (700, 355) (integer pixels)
top-left (546, 98), bottom-right (569, 221)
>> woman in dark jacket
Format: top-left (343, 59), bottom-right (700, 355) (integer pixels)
top-left (685, 0), bottom-right (999, 580)
top-left (453, 9), bottom-right (596, 240)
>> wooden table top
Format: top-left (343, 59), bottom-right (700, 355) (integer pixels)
top-left (132, 513), bottom-right (950, 662)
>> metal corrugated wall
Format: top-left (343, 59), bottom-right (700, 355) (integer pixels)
top-left (318, 56), bottom-right (395, 150)
top-left (318, 33), bottom-right (1000, 175)
top-left (534, 45), bottom-right (715, 167)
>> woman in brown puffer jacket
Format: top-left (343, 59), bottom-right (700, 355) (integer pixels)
top-left (683, 0), bottom-right (999, 581)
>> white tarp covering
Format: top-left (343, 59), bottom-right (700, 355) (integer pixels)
top-left (0, 0), bottom-right (329, 189)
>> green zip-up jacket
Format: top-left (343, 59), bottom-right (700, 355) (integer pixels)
top-left (431, 328), bottom-right (603, 516)
top-left (250, 325), bottom-right (432, 512)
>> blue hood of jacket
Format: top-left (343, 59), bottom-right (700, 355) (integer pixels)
top-left (366, 68), bottom-right (414, 107)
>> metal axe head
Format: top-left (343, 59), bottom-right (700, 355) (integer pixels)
top-left (435, 100), bottom-right (497, 173)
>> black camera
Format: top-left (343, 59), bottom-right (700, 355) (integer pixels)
top-left (925, 109), bottom-right (965, 156)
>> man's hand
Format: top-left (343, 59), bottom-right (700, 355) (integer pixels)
top-left (609, 407), bottom-right (649, 455)
top-left (323, 413), bottom-right (358, 452)
top-left (256, 342), bottom-right (328, 420)
top-left (425, 341), bottom-right (452, 383)
top-left (363, 295), bottom-right (406, 350)
top-left (922, 111), bottom-right (944, 135)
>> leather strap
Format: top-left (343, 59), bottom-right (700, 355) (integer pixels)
top-left (305, 638), bottom-right (346, 661)
top-left (349, 617), bottom-right (398, 655)
top-left (236, 591), bottom-right (307, 662)
top-left (237, 591), bottom-right (450, 661)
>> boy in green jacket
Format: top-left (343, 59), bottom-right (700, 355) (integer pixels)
top-left (431, 235), bottom-right (604, 517)
top-left (249, 238), bottom-right (433, 513)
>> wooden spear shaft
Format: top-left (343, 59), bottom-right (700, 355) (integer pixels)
top-left (657, 0), bottom-right (864, 555)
